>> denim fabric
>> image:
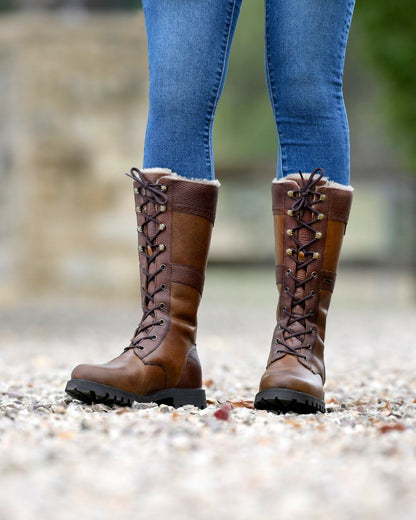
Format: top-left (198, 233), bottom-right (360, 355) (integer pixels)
top-left (142, 0), bottom-right (355, 185)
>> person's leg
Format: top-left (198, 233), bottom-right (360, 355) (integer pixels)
top-left (255, 0), bottom-right (355, 414)
top-left (264, 0), bottom-right (355, 185)
top-left (66, 1), bottom-right (243, 408)
top-left (143, 0), bottom-right (243, 180)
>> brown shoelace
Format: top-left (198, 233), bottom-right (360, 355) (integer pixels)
top-left (275, 167), bottom-right (325, 360)
top-left (124, 168), bottom-right (168, 350)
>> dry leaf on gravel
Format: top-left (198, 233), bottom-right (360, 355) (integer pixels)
top-left (325, 397), bottom-right (340, 405)
top-left (379, 423), bottom-right (406, 434)
top-left (230, 400), bottom-right (254, 409)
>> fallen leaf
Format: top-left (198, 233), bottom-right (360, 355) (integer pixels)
top-left (115, 407), bottom-right (130, 415)
top-left (325, 397), bottom-right (339, 405)
top-left (379, 423), bottom-right (406, 434)
top-left (284, 419), bottom-right (302, 429)
top-left (204, 379), bottom-right (214, 388)
top-left (230, 399), bottom-right (254, 409)
top-left (58, 431), bottom-right (75, 440)
top-left (214, 402), bottom-right (233, 421)
top-left (206, 398), bottom-right (217, 405)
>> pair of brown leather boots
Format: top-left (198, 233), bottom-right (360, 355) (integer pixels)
top-left (66, 167), bottom-right (353, 414)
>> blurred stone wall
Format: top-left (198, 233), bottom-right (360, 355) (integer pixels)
top-left (0, 13), bottom-right (149, 299)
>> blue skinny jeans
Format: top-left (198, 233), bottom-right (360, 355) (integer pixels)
top-left (142, 0), bottom-right (355, 185)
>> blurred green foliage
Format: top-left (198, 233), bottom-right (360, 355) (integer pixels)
top-left (0, 0), bottom-right (140, 10)
top-left (214, 2), bottom-right (276, 167)
top-left (0, 0), bottom-right (14, 10)
top-left (355, 1), bottom-right (416, 170)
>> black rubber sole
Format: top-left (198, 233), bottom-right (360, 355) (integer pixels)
top-left (65, 379), bottom-right (207, 409)
top-left (254, 388), bottom-right (325, 414)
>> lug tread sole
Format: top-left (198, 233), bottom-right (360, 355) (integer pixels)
top-left (65, 378), bottom-right (207, 409)
top-left (254, 388), bottom-right (325, 414)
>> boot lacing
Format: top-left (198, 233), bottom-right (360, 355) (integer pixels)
top-left (275, 167), bottom-right (326, 360)
top-left (125, 168), bottom-right (168, 350)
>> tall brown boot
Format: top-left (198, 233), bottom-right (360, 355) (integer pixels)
top-left (254, 168), bottom-right (353, 414)
top-left (66, 168), bottom-right (219, 408)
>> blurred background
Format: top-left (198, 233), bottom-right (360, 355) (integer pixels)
top-left (0, 0), bottom-right (415, 306)
top-left (1, 6), bottom-right (415, 519)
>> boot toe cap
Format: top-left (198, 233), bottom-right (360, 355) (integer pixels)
top-left (69, 350), bottom-right (166, 395)
top-left (259, 361), bottom-right (324, 401)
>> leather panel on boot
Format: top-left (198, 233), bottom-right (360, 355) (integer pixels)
top-left (171, 180), bottom-right (218, 224)
top-left (273, 214), bottom-right (284, 267)
top-left (172, 212), bottom-right (213, 274)
top-left (322, 220), bottom-right (347, 273)
top-left (326, 187), bottom-right (353, 223)
top-left (176, 345), bottom-right (203, 389)
top-left (144, 282), bottom-right (201, 389)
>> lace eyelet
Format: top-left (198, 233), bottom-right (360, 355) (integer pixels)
top-left (318, 213), bottom-right (325, 221)
top-left (159, 244), bottom-right (166, 251)
top-left (138, 346), bottom-right (144, 350)
top-left (275, 338), bottom-right (280, 343)
top-left (159, 319), bottom-right (165, 326)
top-left (152, 335), bottom-right (158, 341)
top-left (134, 187), bottom-right (139, 194)
top-left (282, 306), bottom-right (287, 311)
top-left (286, 268), bottom-right (291, 274)
top-left (160, 284), bottom-right (166, 290)
top-left (159, 205), bottom-right (167, 213)
top-left (320, 194), bottom-right (327, 201)
top-left (137, 226), bottom-right (142, 233)
top-left (286, 249), bottom-right (293, 256)
top-left (310, 290), bottom-right (315, 296)
top-left (315, 232), bottom-right (322, 239)
top-left (284, 287), bottom-right (289, 293)
top-left (313, 253), bottom-right (320, 260)
top-left (286, 229), bottom-right (293, 237)
top-left (160, 264), bottom-right (166, 271)
top-left (312, 271), bottom-right (317, 278)
top-left (159, 303), bottom-right (165, 310)
top-left (159, 224), bottom-right (167, 231)
top-left (306, 344), bottom-right (311, 349)
top-left (135, 206), bottom-right (141, 213)
top-left (160, 185), bottom-right (168, 192)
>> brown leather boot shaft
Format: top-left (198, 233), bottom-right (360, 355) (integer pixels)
top-left (68, 168), bottom-right (218, 407)
top-left (256, 169), bottom-right (353, 413)
top-left (130, 169), bottom-right (218, 389)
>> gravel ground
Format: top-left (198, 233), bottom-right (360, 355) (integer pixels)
top-left (1, 268), bottom-right (415, 520)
